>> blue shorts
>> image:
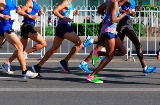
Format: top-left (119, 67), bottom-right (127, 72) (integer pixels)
top-left (0, 23), bottom-right (13, 37)
top-left (100, 32), bottom-right (117, 44)
top-left (55, 24), bottom-right (73, 38)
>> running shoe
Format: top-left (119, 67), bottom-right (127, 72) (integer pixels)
top-left (23, 51), bottom-right (28, 59)
top-left (82, 36), bottom-right (93, 50)
top-left (99, 56), bottom-right (103, 61)
top-left (1, 63), bottom-right (14, 74)
top-left (92, 49), bottom-right (99, 67)
top-left (59, 60), bottom-right (70, 73)
top-left (143, 66), bottom-right (157, 75)
top-left (22, 70), bottom-right (38, 79)
top-left (32, 65), bottom-right (42, 78)
top-left (79, 62), bottom-right (91, 73)
top-left (87, 74), bottom-right (103, 83)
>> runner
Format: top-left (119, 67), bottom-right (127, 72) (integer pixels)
top-left (0, 0), bottom-right (38, 78)
top-left (116, 0), bottom-right (157, 75)
top-left (79, 0), bottom-right (127, 73)
top-left (86, 0), bottom-right (132, 83)
top-left (32, 0), bottom-right (83, 77)
top-left (1, 0), bottom-right (46, 78)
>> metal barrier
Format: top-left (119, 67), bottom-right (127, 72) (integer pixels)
top-left (127, 8), bottom-right (160, 61)
top-left (0, 5), bottom-right (160, 60)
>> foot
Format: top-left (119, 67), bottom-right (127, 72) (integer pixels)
top-left (143, 66), bottom-right (157, 75)
top-left (22, 70), bottom-right (38, 79)
top-left (82, 36), bottom-right (93, 50)
top-left (23, 51), bottom-right (28, 59)
top-left (59, 60), bottom-right (70, 73)
top-left (1, 63), bottom-right (14, 74)
top-left (87, 74), bottom-right (103, 83)
top-left (32, 65), bottom-right (42, 78)
top-left (79, 62), bottom-right (91, 73)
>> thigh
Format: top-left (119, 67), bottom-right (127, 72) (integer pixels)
top-left (20, 37), bottom-right (30, 50)
top-left (51, 36), bottom-right (64, 50)
top-left (115, 37), bottom-right (126, 52)
top-left (117, 31), bottom-right (125, 42)
top-left (104, 38), bottom-right (115, 54)
top-left (64, 31), bottom-right (82, 45)
top-left (4, 32), bottom-right (23, 49)
top-left (123, 28), bottom-right (140, 45)
top-left (28, 32), bottom-right (45, 44)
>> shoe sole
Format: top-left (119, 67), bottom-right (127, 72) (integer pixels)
top-left (23, 73), bottom-right (38, 79)
top-left (58, 62), bottom-right (70, 73)
top-left (1, 65), bottom-right (14, 74)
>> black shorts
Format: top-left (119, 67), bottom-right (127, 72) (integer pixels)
top-left (116, 18), bottom-right (134, 33)
top-left (20, 23), bottom-right (37, 39)
top-left (55, 24), bottom-right (73, 38)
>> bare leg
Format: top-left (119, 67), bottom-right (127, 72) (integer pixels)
top-left (4, 32), bottom-right (26, 71)
top-left (63, 32), bottom-right (83, 61)
top-left (91, 38), bottom-right (115, 75)
top-left (38, 36), bottom-right (64, 67)
top-left (25, 32), bottom-right (47, 54)
top-left (6, 37), bottom-right (29, 65)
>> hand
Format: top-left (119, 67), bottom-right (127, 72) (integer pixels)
top-left (2, 15), bottom-right (10, 20)
top-left (73, 9), bottom-right (79, 16)
top-left (16, 6), bottom-right (21, 13)
top-left (63, 17), bottom-right (72, 22)
top-left (28, 15), bottom-right (38, 20)
top-left (38, 9), bottom-right (44, 15)
top-left (125, 8), bottom-right (132, 14)
top-left (136, 6), bottom-right (142, 11)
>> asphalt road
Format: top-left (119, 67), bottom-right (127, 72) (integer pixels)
top-left (0, 59), bottom-right (159, 105)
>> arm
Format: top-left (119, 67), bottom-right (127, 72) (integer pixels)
top-left (53, 0), bottom-right (71, 22)
top-left (0, 0), bottom-right (10, 20)
top-left (111, 1), bottom-right (130, 23)
top-left (97, 2), bottom-right (106, 16)
top-left (17, 0), bottom-right (38, 20)
top-left (0, 0), bottom-right (5, 10)
top-left (73, 9), bottom-right (79, 16)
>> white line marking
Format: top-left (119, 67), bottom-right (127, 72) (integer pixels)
top-left (0, 88), bottom-right (160, 92)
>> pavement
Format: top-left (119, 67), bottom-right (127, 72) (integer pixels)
top-left (0, 37), bottom-right (160, 105)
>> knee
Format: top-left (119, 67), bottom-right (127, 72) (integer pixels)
top-left (16, 43), bottom-right (23, 52)
top-left (75, 41), bottom-right (83, 49)
top-left (42, 41), bottom-right (47, 47)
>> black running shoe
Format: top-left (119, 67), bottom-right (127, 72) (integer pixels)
top-left (58, 60), bottom-right (70, 73)
top-left (32, 65), bottom-right (42, 78)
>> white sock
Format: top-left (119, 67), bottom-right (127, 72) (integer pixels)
top-left (82, 61), bottom-right (87, 65)
top-left (144, 66), bottom-right (147, 70)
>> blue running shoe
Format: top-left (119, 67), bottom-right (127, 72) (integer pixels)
top-left (82, 36), bottom-right (93, 50)
top-left (79, 62), bottom-right (91, 73)
top-left (143, 66), bottom-right (157, 75)
top-left (99, 56), bottom-right (103, 61)
top-left (59, 60), bottom-right (70, 73)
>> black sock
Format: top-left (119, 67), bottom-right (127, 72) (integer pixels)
top-left (37, 64), bottom-right (41, 69)
top-left (22, 70), bottom-right (27, 74)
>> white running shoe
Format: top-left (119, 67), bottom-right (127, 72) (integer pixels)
top-left (22, 70), bottom-right (38, 79)
top-left (23, 51), bottom-right (28, 59)
top-left (1, 63), bottom-right (14, 74)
